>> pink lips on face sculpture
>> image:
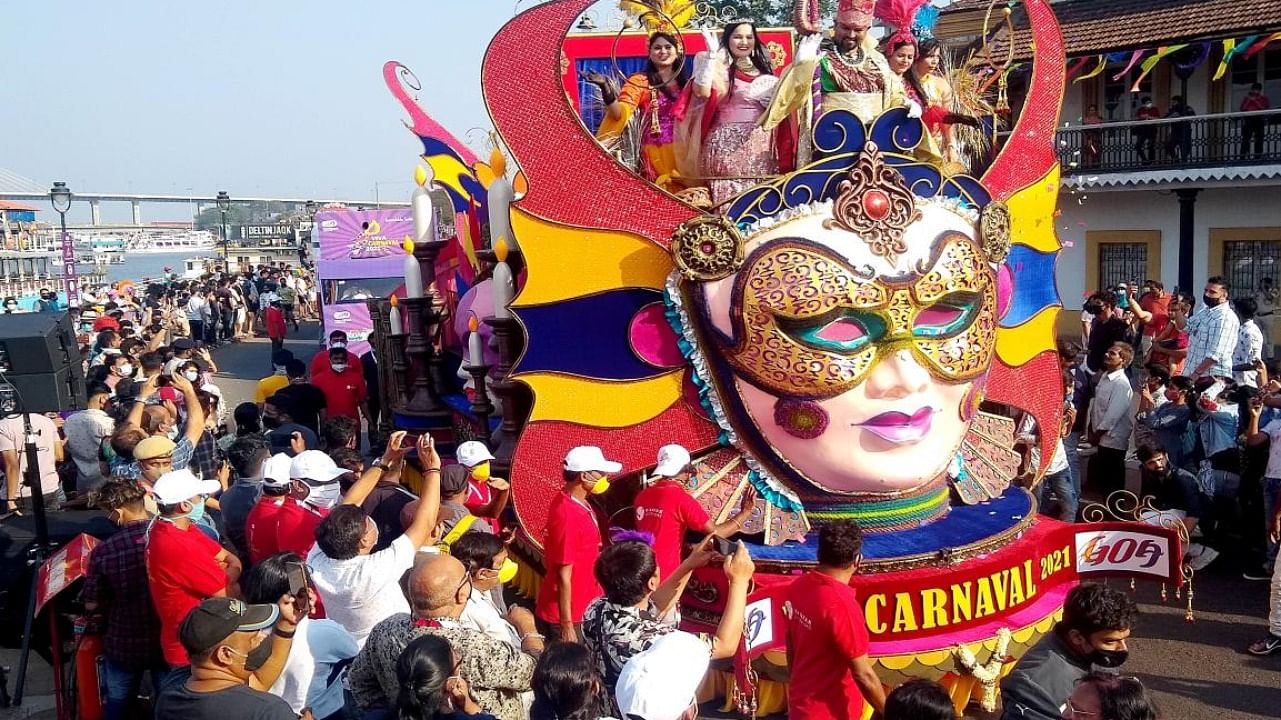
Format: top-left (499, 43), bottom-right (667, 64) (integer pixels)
top-left (855, 407), bottom-right (937, 444)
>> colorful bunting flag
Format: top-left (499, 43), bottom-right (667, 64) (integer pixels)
top-left (1074, 55), bottom-right (1108, 83)
top-left (1111, 49), bottom-right (1146, 82)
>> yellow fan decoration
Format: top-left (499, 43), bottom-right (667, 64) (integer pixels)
top-left (619, 0), bottom-right (697, 31)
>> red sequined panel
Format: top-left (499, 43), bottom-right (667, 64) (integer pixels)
top-left (980, 0), bottom-right (1065, 200)
top-left (481, 0), bottom-right (697, 250)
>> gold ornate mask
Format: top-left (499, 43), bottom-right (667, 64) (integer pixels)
top-left (720, 232), bottom-right (997, 400)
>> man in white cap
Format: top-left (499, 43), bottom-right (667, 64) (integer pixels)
top-left (273, 450), bottom-right (349, 558)
top-left (534, 446), bottom-right (620, 643)
top-left (145, 469), bottom-right (243, 670)
top-left (614, 632), bottom-right (711, 720)
top-left (245, 454), bottom-right (295, 564)
top-left (455, 440), bottom-right (510, 532)
top-left (634, 444), bottom-right (758, 580)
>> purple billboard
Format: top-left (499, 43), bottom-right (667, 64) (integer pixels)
top-left (315, 209), bottom-right (415, 280)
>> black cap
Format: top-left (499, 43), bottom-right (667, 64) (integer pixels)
top-left (271, 349), bottom-right (295, 366)
top-left (178, 598), bottom-right (278, 657)
top-left (173, 337), bottom-right (195, 351)
top-left (441, 464), bottom-right (470, 496)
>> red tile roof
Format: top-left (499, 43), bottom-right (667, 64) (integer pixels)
top-left (0, 200), bottom-right (37, 212)
top-left (951, 0), bottom-right (1281, 60)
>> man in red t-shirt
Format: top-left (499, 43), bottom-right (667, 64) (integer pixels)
top-left (265, 298), bottom-right (287, 359)
top-left (634, 444), bottom-right (757, 580)
top-left (144, 469), bottom-right (242, 667)
top-left (308, 330), bottom-right (366, 378)
top-left (535, 445), bottom-right (621, 643)
top-left (311, 348), bottom-right (368, 423)
top-left (785, 519), bottom-right (886, 719)
top-left (244, 454), bottom-right (294, 564)
top-left (273, 450), bottom-right (347, 557)
top-left (1133, 280), bottom-right (1171, 360)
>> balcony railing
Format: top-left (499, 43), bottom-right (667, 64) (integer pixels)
top-left (1055, 108), bottom-right (1281, 174)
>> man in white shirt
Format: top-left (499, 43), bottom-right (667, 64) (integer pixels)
top-left (307, 433), bottom-right (441, 647)
top-left (1233, 297), bottom-right (1265, 388)
top-left (451, 532), bottom-right (523, 648)
top-left (1183, 276), bottom-right (1240, 379)
top-left (1087, 342), bottom-right (1135, 496)
top-left (63, 383), bottom-right (116, 492)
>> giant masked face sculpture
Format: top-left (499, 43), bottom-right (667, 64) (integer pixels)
top-left (481, 0), bottom-right (1065, 555)
top-left (668, 110), bottom-right (1016, 529)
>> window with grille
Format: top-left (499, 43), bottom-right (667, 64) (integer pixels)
top-left (1223, 240), bottom-right (1281, 297)
top-left (1098, 243), bottom-right (1147, 290)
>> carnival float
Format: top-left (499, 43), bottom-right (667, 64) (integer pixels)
top-left (369, 0), bottom-right (1190, 715)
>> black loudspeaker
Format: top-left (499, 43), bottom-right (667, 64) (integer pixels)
top-left (0, 312), bottom-right (85, 413)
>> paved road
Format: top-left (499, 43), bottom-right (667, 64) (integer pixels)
top-left (206, 320), bottom-right (323, 427)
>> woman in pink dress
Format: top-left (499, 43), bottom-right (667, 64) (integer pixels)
top-left (681, 21), bottom-right (795, 206)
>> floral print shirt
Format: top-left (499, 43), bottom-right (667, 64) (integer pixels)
top-left (348, 614), bottom-right (535, 720)
top-left (581, 598), bottom-right (710, 697)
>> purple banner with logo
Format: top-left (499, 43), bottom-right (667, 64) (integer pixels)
top-left (321, 302), bottom-right (373, 358)
top-left (316, 209), bottom-right (415, 280)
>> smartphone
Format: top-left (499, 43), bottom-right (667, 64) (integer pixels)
top-left (286, 562), bottom-right (307, 596)
top-left (712, 536), bottom-right (735, 557)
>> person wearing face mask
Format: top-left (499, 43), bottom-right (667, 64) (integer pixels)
top-left (456, 441), bottom-right (509, 534)
top-left (82, 480), bottom-right (167, 720)
top-left (265, 298), bottom-right (288, 364)
top-left (241, 553), bottom-right (358, 720)
top-left (262, 396), bottom-right (319, 457)
top-left (272, 450), bottom-right (350, 558)
top-left (105, 352), bottom-right (134, 390)
top-left (999, 583), bottom-right (1137, 720)
top-left (534, 446), bottom-right (620, 644)
top-left (349, 553), bottom-right (539, 720)
top-left (395, 635), bottom-right (496, 720)
top-left (309, 329), bottom-right (366, 378)
top-left (120, 373), bottom-right (205, 482)
top-left (451, 533), bottom-right (525, 649)
top-left (245, 454), bottom-right (296, 564)
top-left (154, 597), bottom-right (302, 720)
top-left (145, 469), bottom-right (245, 670)
top-left (63, 382), bottom-right (117, 492)
top-left (312, 347), bottom-right (370, 430)
top-left (1183, 276), bottom-right (1240, 380)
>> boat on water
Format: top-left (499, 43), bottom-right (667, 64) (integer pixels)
top-left (76, 237), bottom-right (127, 254)
top-left (0, 251), bottom-right (104, 302)
top-left (130, 231), bottom-right (216, 253)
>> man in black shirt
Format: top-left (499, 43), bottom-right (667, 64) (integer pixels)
top-left (1085, 291), bottom-right (1133, 373)
top-left (155, 597), bottom-right (302, 720)
top-left (270, 359), bottom-right (327, 435)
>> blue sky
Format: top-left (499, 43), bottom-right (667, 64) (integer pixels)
top-left (3, 1), bottom-right (607, 222)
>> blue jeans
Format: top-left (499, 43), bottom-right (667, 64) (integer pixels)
top-left (1038, 468), bottom-right (1078, 522)
top-left (1266, 477), bottom-right (1281, 568)
top-left (100, 658), bottom-right (170, 720)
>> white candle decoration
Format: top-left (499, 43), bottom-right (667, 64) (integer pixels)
top-left (402, 237), bottom-right (424, 299)
top-left (389, 296), bottom-right (403, 333)
top-left (412, 165), bottom-right (436, 245)
top-left (486, 147), bottom-right (515, 249)
top-left (467, 316), bottom-right (483, 366)
top-left (492, 237), bottom-right (514, 319)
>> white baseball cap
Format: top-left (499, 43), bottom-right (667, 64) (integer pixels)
top-left (563, 445), bottom-right (622, 474)
top-left (261, 453), bottom-right (294, 489)
top-left (289, 450), bottom-right (347, 482)
top-left (153, 468), bottom-right (221, 505)
top-left (651, 444), bottom-right (692, 479)
top-left (456, 440), bottom-right (495, 468)
top-left (615, 632), bottom-right (710, 720)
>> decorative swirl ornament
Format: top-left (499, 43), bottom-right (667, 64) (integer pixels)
top-left (823, 142), bottom-right (922, 266)
top-left (979, 200), bottom-right (1011, 264)
top-left (671, 214), bottom-right (745, 281)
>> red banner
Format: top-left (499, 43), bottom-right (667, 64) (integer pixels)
top-left (36, 533), bottom-right (100, 616)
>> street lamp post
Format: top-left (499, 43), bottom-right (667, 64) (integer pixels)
top-left (215, 190), bottom-right (231, 271)
top-left (49, 182), bottom-right (77, 307)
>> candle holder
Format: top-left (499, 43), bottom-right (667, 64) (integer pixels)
top-left (484, 314), bottom-right (530, 478)
top-left (464, 362), bottom-right (496, 446)
top-left (399, 295), bottom-right (448, 416)
top-left (475, 246), bottom-right (525, 280)
top-left (387, 332), bottom-right (411, 408)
